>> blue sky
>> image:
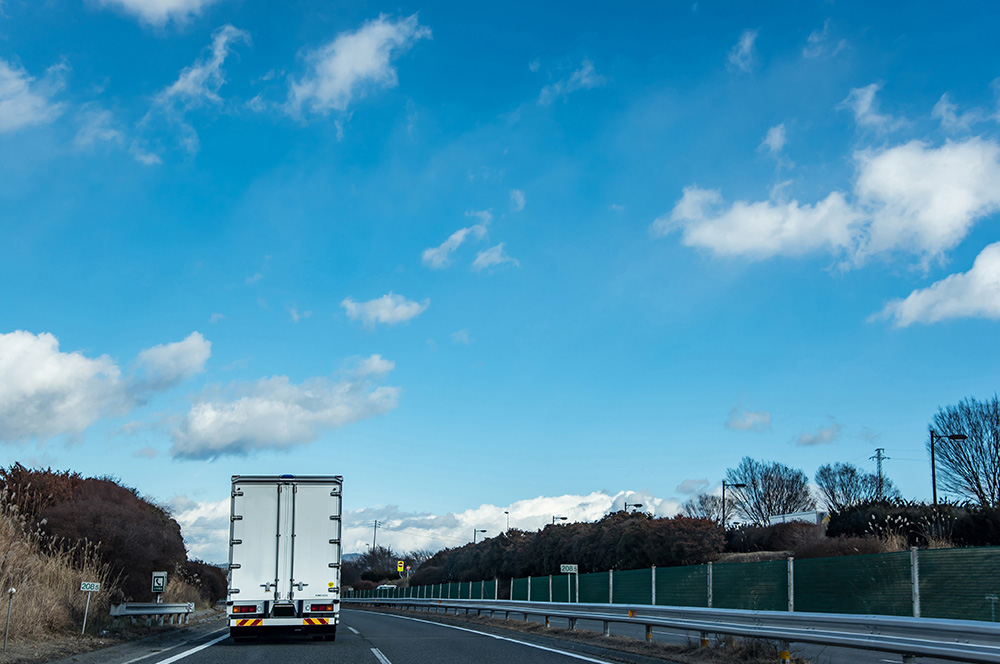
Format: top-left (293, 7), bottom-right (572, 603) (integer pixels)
top-left (3, 1), bottom-right (1000, 562)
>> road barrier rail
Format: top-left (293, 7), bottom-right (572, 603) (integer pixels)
top-left (110, 602), bottom-right (195, 626)
top-left (343, 597), bottom-right (1000, 664)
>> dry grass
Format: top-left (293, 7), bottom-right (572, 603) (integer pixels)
top-left (161, 577), bottom-right (205, 608)
top-left (0, 491), bottom-right (117, 642)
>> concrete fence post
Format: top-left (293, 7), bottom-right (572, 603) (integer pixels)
top-left (787, 556), bottom-right (795, 613)
top-left (609, 570), bottom-right (614, 603)
top-left (707, 562), bottom-right (713, 608)
top-left (651, 566), bottom-right (656, 606)
top-left (549, 575), bottom-right (553, 602)
top-left (911, 547), bottom-right (921, 618)
top-left (527, 577), bottom-right (531, 602)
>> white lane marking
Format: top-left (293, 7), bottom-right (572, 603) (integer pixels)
top-left (119, 628), bottom-right (228, 664)
top-left (151, 631), bottom-right (230, 664)
top-left (367, 612), bottom-right (615, 663)
top-left (348, 626), bottom-right (361, 635)
top-left (371, 647), bottom-right (393, 664)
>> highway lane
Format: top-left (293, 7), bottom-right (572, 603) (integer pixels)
top-left (55, 609), bottom-right (628, 664)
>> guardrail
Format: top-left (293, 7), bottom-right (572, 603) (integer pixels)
top-left (343, 597), bottom-right (1000, 664)
top-left (110, 602), bottom-right (195, 626)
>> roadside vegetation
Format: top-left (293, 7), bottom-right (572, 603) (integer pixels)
top-left (0, 464), bottom-right (227, 650)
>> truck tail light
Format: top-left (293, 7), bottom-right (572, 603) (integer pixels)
top-left (232, 605), bottom-right (257, 614)
top-left (310, 604), bottom-right (335, 612)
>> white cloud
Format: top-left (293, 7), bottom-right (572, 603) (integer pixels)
top-left (357, 354), bottom-right (394, 376)
top-left (98, 0), bottom-right (218, 26)
top-left (854, 138), bottom-right (1000, 261)
top-left (676, 478), bottom-right (709, 495)
top-left (289, 307), bottom-right (312, 322)
top-left (0, 58), bottom-right (64, 133)
top-left (874, 242), bottom-right (1000, 327)
top-left (510, 189), bottom-right (526, 212)
top-left (932, 93), bottom-right (985, 132)
top-left (654, 186), bottom-right (859, 259)
top-left (539, 60), bottom-right (605, 105)
top-left (341, 292), bottom-right (429, 327)
top-left (656, 137), bottom-right (1000, 264)
top-left (802, 19), bottom-right (846, 59)
top-left (796, 419), bottom-right (843, 446)
top-left (727, 29), bottom-right (758, 73)
top-left (422, 224), bottom-right (487, 269)
top-left (169, 367), bottom-right (399, 459)
top-left (288, 14), bottom-right (430, 116)
top-left (725, 406), bottom-right (772, 432)
top-left (840, 83), bottom-right (900, 131)
top-left (129, 142), bottom-right (163, 165)
top-left (153, 24), bottom-right (249, 111)
top-left (168, 496), bottom-right (230, 562)
top-left (465, 209), bottom-right (493, 225)
top-left (137, 332), bottom-right (211, 386)
top-left (74, 106), bottom-right (124, 148)
top-left (0, 331), bottom-right (128, 441)
top-left (760, 123), bottom-right (786, 154)
top-left (473, 243), bottom-right (519, 271)
top-left (450, 329), bottom-right (470, 345)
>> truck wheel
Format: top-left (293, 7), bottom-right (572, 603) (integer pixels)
top-left (324, 627), bottom-right (337, 641)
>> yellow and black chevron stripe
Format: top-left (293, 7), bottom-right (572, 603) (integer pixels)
top-left (235, 618), bottom-right (262, 627)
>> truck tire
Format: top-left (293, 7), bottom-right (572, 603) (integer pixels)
top-left (324, 626), bottom-right (337, 641)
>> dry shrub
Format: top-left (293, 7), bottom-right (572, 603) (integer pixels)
top-left (161, 577), bottom-right (202, 607)
top-left (793, 535), bottom-right (888, 559)
top-left (0, 493), bottom-right (117, 642)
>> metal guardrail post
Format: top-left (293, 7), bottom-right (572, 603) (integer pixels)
top-left (911, 547), bottom-right (920, 618)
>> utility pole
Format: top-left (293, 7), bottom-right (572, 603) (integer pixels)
top-left (371, 520), bottom-right (380, 551)
top-left (870, 448), bottom-right (889, 501)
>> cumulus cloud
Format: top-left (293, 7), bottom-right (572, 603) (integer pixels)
top-left (451, 329), bottom-right (470, 345)
top-left (654, 186), bottom-right (859, 259)
top-left (472, 243), bottom-right (519, 271)
top-left (656, 137), bottom-right (1000, 266)
top-left (510, 189), bottom-right (526, 212)
top-left (538, 60), bottom-right (605, 105)
top-left (98, 0), bottom-right (218, 26)
top-left (136, 331), bottom-right (211, 387)
top-left (341, 293), bottom-right (429, 327)
top-left (357, 354), bottom-right (394, 376)
top-left (840, 83), bottom-right (900, 131)
top-left (169, 362), bottom-right (399, 459)
top-left (0, 331), bottom-right (128, 441)
top-left (169, 488), bottom-right (683, 563)
top-left (422, 224), bottom-right (487, 269)
top-left (796, 419), bottom-right (843, 446)
top-left (288, 14), bottom-right (430, 117)
top-left (676, 478), bottom-right (709, 495)
top-left (874, 242), bottom-right (1000, 326)
top-left (0, 58), bottom-right (65, 133)
top-left (854, 138), bottom-right (1000, 261)
top-left (728, 29), bottom-right (758, 73)
top-left (725, 406), bottom-right (772, 432)
top-left (760, 123), bottom-right (786, 154)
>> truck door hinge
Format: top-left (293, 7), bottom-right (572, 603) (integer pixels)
top-left (232, 489), bottom-right (243, 497)
top-left (230, 539), bottom-right (242, 546)
top-left (231, 515), bottom-right (243, 521)
top-left (229, 564), bottom-right (241, 570)
top-left (329, 515), bottom-right (341, 521)
top-left (328, 563), bottom-right (341, 568)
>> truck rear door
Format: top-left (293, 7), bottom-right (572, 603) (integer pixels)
top-left (230, 481), bottom-right (282, 600)
top-left (290, 481), bottom-right (342, 600)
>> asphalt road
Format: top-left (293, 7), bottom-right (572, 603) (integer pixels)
top-left (50, 608), bottom-right (974, 664)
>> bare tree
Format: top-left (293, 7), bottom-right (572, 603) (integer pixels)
top-left (681, 493), bottom-right (723, 522)
top-left (725, 457), bottom-right (815, 525)
top-left (930, 395), bottom-right (1000, 507)
top-left (814, 462), bottom-right (900, 511)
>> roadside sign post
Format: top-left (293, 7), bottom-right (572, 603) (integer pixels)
top-left (560, 564), bottom-right (578, 603)
top-left (3, 588), bottom-right (14, 651)
top-left (80, 582), bottom-right (100, 635)
top-left (151, 571), bottom-right (167, 603)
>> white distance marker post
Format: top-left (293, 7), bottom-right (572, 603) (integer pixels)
top-left (80, 582), bottom-right (100, 635)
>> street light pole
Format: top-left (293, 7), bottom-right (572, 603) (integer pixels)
top-left (624, 502), bottom-right (644, 513)
top-left (930, 430), bottom-right (968, 505)
top-left (552, 516), bottom-right (567, 525)
top-left (721, 481), bottom-right (746, 527)
top-left (504, 511), bottom-right (510, 531)
top-left (473, 529), bottom-right (486, 543)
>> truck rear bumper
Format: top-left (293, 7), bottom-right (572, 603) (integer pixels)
top-left (229, 616), bottom-right (338, 627)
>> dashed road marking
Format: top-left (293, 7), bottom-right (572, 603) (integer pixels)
top-left (371, 647), bottom-right (393, 664)
top-left (348, 626), bottom-right (361, 635)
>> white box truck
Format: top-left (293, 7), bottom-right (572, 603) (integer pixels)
top-left (227, 474), bottom-right (342, 640)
